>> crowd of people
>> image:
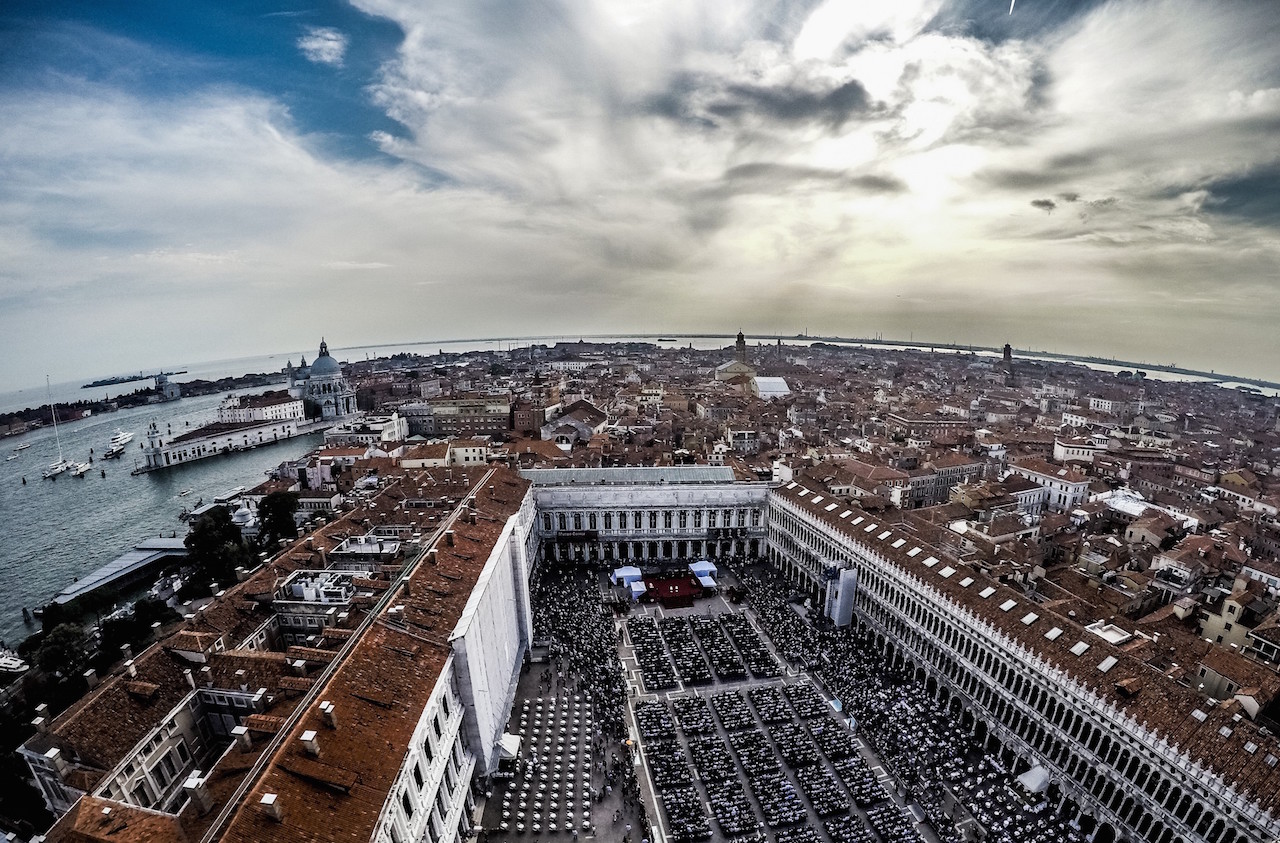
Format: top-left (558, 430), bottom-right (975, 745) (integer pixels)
top-left (734, 562), bottom-right (1088, 843)
top-left (529, 562), bottom-right (651, 839)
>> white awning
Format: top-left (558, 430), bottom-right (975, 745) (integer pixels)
top-left (688, 560), bottom-right (717, 578)
top-left (499, 733), bottom-right (522, 760)
top-left (697, 575), bottom-right (717, 588)
top-left (628, 579), bottom-right (648, 596)
top-left (611, 566), bottom-right (643, 585)
top-left (1017, 765), bottom-right (1052, 794)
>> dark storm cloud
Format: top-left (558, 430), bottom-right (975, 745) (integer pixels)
top-left (646, 74), bottom-right (876, 131)
top-left (980, 148), bottom-right (1106, 190)
top-left (710, 79), bottom-right (873, 128)
top-left (722, 163), bottom-right (905, 194)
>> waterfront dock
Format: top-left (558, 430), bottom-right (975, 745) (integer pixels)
top-left (52, 536), bottom-right (188, 605)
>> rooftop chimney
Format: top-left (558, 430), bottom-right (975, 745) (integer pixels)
top-left (232, 725), bottom-right (252, 751)
top-left (183, 668), bottom-right (196, 691)
top-left (124, 659), bottom-right (137, 678)
top-left (319, 700), bottom-right (339, 729)
top-left (445, 530), bottom-right (455, 547)
top-left (120, 644), bottom-right (132, 661)
top-left (300, 730), bottom-right (320, 757)
top-left (183, 772), bottom-right (213, 814)
top-left (259, 792), bottom-right (283, 822)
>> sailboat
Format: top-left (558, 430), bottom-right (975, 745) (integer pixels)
top-left (42, 377), bottom-right (73, 479)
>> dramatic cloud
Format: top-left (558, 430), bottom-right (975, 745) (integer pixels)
top-left (297, 26), bottom-right (348, 67)
top-left (3, 0), bottom-right (1280, 388)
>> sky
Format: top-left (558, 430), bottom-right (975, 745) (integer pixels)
top-left (2, 0), bottom-right (1279, 392)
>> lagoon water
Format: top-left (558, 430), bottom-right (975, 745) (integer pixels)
top-left (0, 392), bottom-right (322, 647)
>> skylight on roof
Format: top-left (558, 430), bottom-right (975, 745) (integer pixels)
top-left (922, 556), bottom-right (938, 567)
top-left (1191, 709), bottom-right (1208, 722)
top-left (892, 538), bottom-right (906, 548)
top-left (864, 523), bottom-right (877, 532)
top-left (1021, 613), bottom-right (1039, 625)
top-left (939, 566), bottom-right (956, 578)
top-left (1000, 599), bottom-right (1018, 612)
top-left (851, 516), bottom-right (864, 525)
top-left (1098, 656), bottom-right (1118, 673)
top-left (1045, 627), bottom-right (1064, 641)
top-left (878, 530), bottom-right (892, 540)
top-left (786, 482), bottom-right (798, 489)
top-left (1218, 726), bottom-right (1233, 738)
top-left (798, 489), bottom-right (810, 497)
top-left (825, 503), bottom-right (838, 512)
top-left (839, 510), bottom-right (852, 519)
top-left (1246, 742), bottom-right (1258, 754)
top-left (907, 547), bottom-right (922, 557)
top-left (959, 577), bottom-right (974, 587)
top-left (811, 495), bottom-right (823, 504)
top-left (1070, 641), bottom-right (1090, 656)
top-left (979, 586), bottom-right (997, 598)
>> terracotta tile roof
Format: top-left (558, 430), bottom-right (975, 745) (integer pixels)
top-left (46, 795), bottom-right (191, 842)
top-left (216, 468), bottom-right (530, 842)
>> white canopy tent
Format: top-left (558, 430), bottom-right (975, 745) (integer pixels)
top-left (688, 560), bottom-right (717, 578)
top-left (611, 565), bottom-right (643, 586)
top-left (1016, 765), bottom-right (1052, 794)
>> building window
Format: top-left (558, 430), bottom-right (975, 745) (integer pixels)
top-left (573, 513), bottom-right (582, 530)
top-left (664, 511), bottom-right (672, 529)
top-left (679, 511), bottom-right (687, 529)
top-left (442, 695), bottom-right (451, 718)
top-left (617, 511), bottom-right (627, 529)
top-left (557, 514), bottom-right (566, 530)
top-left (402, 790), bottom-right (415, 817)
top-left (414, 763), bottom-right (424, 789)
top-left (542, 513), bottom-right (552, 531)
top-left (588, 513), bottom-right (597, 530)
top-left (603, 513), bottom-right (612, 529)
top-left (694, 511), bottom-right (702, 528)
top-left (649, 512), bottom-right (658, 529)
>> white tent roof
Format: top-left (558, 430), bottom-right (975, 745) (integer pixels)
top-left (688, 560), bottom-right (717, 577)
top-left (499, 733), bottom-right (522, 760)
top-left (611, 565), bottom-right (643, 585)
top-left (1017, 765), bottom-right (1051, 794)
top-left (697, 575), bottom-right (717, 588)
top-left (629, 579), bottom-right (648, 595)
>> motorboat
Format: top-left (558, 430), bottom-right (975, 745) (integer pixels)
top-left (0, 650), bottom-right (29, 674)
top-left (13, 443), bottom-right (31, 451)
top-left (4, 455), bottom-right (15, 462)
top-left (72, 462), bottom-right (92, 477)
top-left (103, 428), bottom-right (134, 459)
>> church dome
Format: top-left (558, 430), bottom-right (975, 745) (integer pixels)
top-left (309, 340), bottom-right (341, 377)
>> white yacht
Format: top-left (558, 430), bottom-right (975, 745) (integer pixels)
top-left (103, 428), bottom-right (134, 459)
top-left (42, 376), bottom-right (72, 480)
top-left (72, 462), bottom-right (92, 477)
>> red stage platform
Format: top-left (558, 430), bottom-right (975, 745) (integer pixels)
top-left (642, 573), bottom-right (704, 609)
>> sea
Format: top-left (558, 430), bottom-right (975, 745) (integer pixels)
top-left (0, 335), bottom-right (1271, 649)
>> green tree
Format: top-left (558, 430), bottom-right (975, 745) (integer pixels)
top-left (257, 491), bottom-right (300, 549)
top-left (36, 623), bottom-right (85, 674)
top-left (185, 505), bottom-right (253, 587)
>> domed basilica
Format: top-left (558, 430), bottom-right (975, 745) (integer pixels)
top-left (285, 339), bottom-right (356, 419)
